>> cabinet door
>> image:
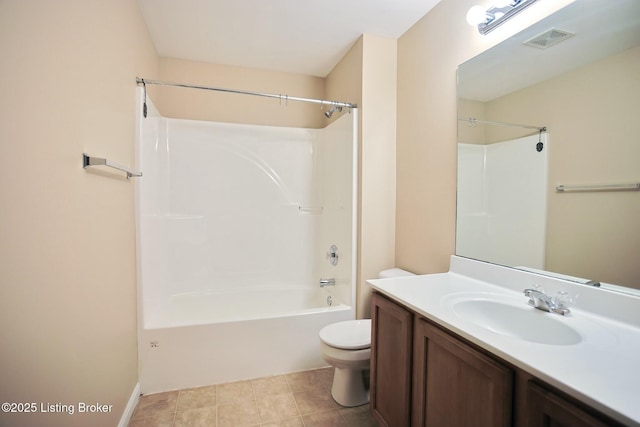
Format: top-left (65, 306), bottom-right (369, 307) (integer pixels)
top-left (526, 381), bottom-right (624, 427)
top-left (412, 318), bottom-right (513, 427)
top-left (371, 292), bottom-right (413, 427)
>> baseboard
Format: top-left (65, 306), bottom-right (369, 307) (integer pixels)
top-left (118, 382), bottom-right (140, 427)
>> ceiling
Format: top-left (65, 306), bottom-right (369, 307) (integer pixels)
top-left (137, 0), bottom-right (443, 77)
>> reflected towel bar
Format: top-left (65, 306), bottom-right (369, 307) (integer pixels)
top-left (555, 183), bottom-right (640, 193)
top-left (298, 206), bottom-right (324, 215)
top-left (83, 153), bottom-right (142, 178)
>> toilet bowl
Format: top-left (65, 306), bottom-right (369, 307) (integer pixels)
top-left (319, 319), bottom-right (371, 407)
top-left (319, 268), bottom-right (415, 407)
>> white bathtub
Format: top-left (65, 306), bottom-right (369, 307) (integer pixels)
top-left (138, 287), bottom-right (354, 394)
top-left (145, 286), bottom-right (347, 329)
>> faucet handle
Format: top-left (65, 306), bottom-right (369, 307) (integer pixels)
top-left (532, 284), bottom-right (545, 293)
top-left (553, 291), bottom-right (576, 310)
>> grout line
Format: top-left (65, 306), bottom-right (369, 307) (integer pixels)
top-left (290, 388), bottom-right (305, 427)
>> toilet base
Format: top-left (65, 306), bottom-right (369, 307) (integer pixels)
top-left (330, 367), bottom-right (370, 407)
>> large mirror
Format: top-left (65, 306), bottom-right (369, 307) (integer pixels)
top-left (456, 0), bottom-right (640, 293)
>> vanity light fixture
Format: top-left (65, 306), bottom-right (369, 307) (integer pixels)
top-left (467, 0), bottom-right (540, 35)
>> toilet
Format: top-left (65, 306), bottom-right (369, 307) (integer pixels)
top-left (319, 268), bottom-right (415, 407)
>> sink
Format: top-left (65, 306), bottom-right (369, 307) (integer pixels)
top-left (445, 294), bottom-right (582, 345)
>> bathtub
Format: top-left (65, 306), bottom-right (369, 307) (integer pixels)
top-left (138, 287), bottom-right (354, 394)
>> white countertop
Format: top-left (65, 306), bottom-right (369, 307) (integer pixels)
top-left (368, 256), bottom-right (640, 426)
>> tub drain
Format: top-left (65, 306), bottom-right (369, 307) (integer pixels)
top-left (326, 296), bottom-right (333, 306)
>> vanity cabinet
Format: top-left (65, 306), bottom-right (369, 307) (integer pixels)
top-left (412, 318), bottom-right (513, 427)
top-left (370, 292), bottom-right (413, 427)
top-left (526, 381), bottom-right (624, 427)
top-left (371, 291), bottom-right (625, 427)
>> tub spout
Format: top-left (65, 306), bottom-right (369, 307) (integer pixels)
top-left (320, 278), bottom-right (335, 287)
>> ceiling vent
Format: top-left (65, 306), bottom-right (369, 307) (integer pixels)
top-left (523, 28), bottom-right (575, 49)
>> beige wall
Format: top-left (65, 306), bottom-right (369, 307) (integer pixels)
top-left (326, 38), bottom-right (363, 118)
top-left (484, 46), bottom-right (640, 288)
top-left (154, 57), bottom-right (326, 128)
top-left (326, 35), bottom-right (398, 318)
top-left (0, 1), bottom-right (158, 426)
top-left (395, 0), bottom-right (574, 274)
top-left (358, 35), bottom-right (398, 318)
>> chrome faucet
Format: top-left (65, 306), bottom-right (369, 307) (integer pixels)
top-left (523, 288), bottom-right (571, 316)
top-left (320, 278), bottom-right (335, 287)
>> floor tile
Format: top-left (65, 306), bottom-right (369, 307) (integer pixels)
top-left (128, 368), bottom-right (373, 427)
top-left (293, 388), bottom-right (339, 415)
top-left (340, 404), bottom-right (377, 426)
top-left (217, 400), bottom-right (260, 427)
top-left (302, 410), bottom-right (349, 427)
top-left (285, 370), bottom-right (323, 393)
top-left (132, 391), bottom-right (179, 419)
top-left (128, 412), bottom-right (175, 427)
top-left (260, 417), bottom-right (304, 427)
top-left (177, 385), bottom-right (217, 411)
top-left (216, 380), bottom-right (254, 405)
top-left (256, 393), bottom-right (299, 423)
top-left (251, 375), bottom-right (290, 397)
top-left (174, 406), bottom-right (217, 426)
top-left (314, 367), bottom-right (335, 388)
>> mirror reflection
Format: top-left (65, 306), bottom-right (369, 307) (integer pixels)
top-left (456, 0), bottom-right (640, 292)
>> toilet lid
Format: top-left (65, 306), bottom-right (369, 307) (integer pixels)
top-left (319, 319), bottom-right (371, 350)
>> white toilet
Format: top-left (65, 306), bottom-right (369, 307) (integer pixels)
top-left (319, 268), bottom-right (415, 407)
top-left (319, 319), bottom-right (372, 407)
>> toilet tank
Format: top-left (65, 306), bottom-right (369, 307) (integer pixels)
top-left (378, 268), bottom-right (415, 279)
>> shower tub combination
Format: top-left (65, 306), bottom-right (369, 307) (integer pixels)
top-left (457, 133), bottom-right (548, 269)
top-left (135, 89), bottom-right (358, 393)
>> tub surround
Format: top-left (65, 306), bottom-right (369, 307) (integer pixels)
top-left (368, 256), bottom-right (640, 426)
top-left (136, 91), bottom-right (358, 394)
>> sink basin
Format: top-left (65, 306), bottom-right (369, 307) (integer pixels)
top-left (446, 295), bottom-right (582, 345)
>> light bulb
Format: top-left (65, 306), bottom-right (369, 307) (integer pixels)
top-left (492, 0), bottom-right (512, 7)
top-left (466, 5), bottom-right (488, 26)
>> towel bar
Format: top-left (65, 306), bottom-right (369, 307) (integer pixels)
top-left (555, 183), bottom-right (639, 193)
top-left (83, 153), bottom-right (142, 178)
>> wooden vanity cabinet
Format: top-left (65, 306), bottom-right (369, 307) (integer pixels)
top-left (371, 291), bottom-right (626, 427)
top-left (412, 318), bottom-right (513, 427)
top-left (371, 292), bottom-right (413, 427)
top-left (525, 381), bottom-right (625, 427)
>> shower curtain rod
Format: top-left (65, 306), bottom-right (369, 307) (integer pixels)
top-left (136, 77), bottom-right (358, 109)
top-left (459, 117), bottom-right (547, 132)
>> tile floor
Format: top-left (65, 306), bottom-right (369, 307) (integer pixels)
top-left (129, 367), bottom-right (378, 427)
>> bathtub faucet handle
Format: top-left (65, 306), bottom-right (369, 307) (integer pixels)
top-left (320, 278), bottom-right (336, 287)
top-left (327, 245), bottom-right (339, 266)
